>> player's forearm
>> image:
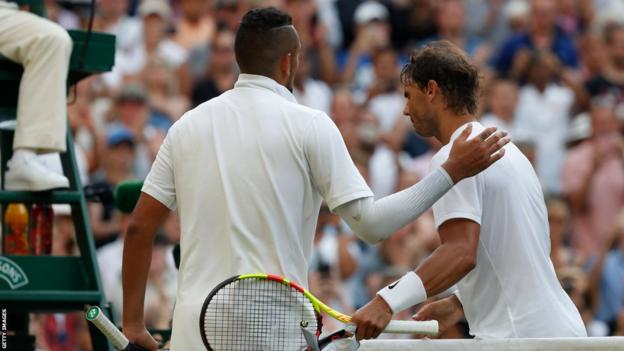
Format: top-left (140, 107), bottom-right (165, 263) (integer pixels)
top-left (335, 167), bottom-right (453, 244)
top-left (122, 221), bottom-right (155, 327)
top-left (416, 242), bottom-right (476, 297)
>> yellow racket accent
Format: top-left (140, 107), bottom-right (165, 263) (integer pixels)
top-left (238, 273), bottom-right (352, 324)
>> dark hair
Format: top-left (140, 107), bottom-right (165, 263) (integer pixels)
top-left (400, 41), bottom-right (480, 115)
top-left (234, 7), bottom-right (294, 75)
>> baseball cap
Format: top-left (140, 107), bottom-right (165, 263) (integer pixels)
top-left (107, 126), bottom-right (136, 148)
top-left (354, 1), bottom-right (389, 25)
top-left (138, 0), bottom-right (172, 20)
top-left (116, 83), bottom-right (147, 104)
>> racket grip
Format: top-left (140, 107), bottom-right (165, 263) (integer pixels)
top-left (86, 306), bottom-right (130, 350)
top-left (384, 320), bottom-right (439, 336)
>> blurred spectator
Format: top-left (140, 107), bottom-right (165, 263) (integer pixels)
top-left (192, 29), bottom-right (238, 107)
top-left (585, 23), bottom-right (624, 115)
top-left (591, 209), bottom-right (624, 335)
top-left (138, 0), bottom-right (187, 70)
top-left (173, 0), bottom-right (215, 51)
top-left (95, 0), bottom-right (143, 88)
top-left (293, 48), bottom-right (333, 113)
top-left (89, 126), bottom-right (136, 247)
top-left (109, 84), bottom-right (164, 178)
top-left (143, 57), bottom-right (189, 122)
top-left (492, 0), bottom-right (578, 76)
top-left (503, 0), bottom-right (530, 35)
top-left (480, 79), bottom-right (519, 135)
top-left (420, 0), bottom-right (491, 67)
top-left (578, 32), bottom-right (608, 81)
top-left (214, 0), bottom-right (249, 32)
top-left (562, 102), bottom-right (624, 256)
top-left (44, 0), bottom-right (79, 29)
top-left (340, 1), bottom-right (391, 90)
top-left (547, 197), bottom-right (585, 271)
top-left (515, 50), bottom-right (574, 195)
top-left (388, 0), bottom-right (437, 49)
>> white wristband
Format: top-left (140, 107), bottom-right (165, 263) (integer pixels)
top-left (377, 271), bottom-right (427, 313)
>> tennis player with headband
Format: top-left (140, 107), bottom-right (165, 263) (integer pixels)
top-left (351, 41), bottom-right (586, 341)
top-left (121, 8), bottom-right (509, 351)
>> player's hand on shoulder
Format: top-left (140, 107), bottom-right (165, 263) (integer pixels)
top-left (124, 325), bottom-right (158, 351)
top-left (443, 125), bottom-right (510, 183)
top-left (351, 295), bottom-right (393, 341)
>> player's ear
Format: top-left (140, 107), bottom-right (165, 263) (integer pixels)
top-left (426, 80), bottom-right (438, 102)
top-left (279, 52), bottom-right (292, 78)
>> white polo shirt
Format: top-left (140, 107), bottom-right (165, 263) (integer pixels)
top-left (430, 121), bottom-right (586, 338)
top-left (142, 74), bottom-right (373, 350)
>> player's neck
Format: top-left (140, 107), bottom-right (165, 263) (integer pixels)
top-left (438, 113), bottom-right (476, 145)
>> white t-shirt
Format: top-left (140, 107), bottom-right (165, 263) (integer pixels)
top-left (514, 84), bottom-right (573, 194)
top-left (430, 121), bottom-right (586, 339)
top-left (142, 74), bottom-right (373, 350)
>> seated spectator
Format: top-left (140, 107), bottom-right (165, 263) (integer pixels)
top-left (492, 0), bottom-right (578, 77)
top-left (562, 101), bottom-right (624, 257)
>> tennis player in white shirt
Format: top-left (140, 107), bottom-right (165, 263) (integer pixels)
top-left (352, 41), bottom-right (587, 340)
top-left (121, 9), bottom-right (510, 350)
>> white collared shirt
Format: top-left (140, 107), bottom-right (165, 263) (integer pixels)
top-left (430, 121), bottom-right (586, 339)
top-left (142, 74), bottom-right (372, 350)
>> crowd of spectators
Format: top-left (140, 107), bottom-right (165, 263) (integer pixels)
top-left (25, 0), bottom-right (624, 349)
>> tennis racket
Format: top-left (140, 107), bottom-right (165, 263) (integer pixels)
top-left (199, 273), bottom-right (438, 351)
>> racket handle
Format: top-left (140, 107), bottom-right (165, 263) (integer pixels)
top-left (86, 306), bottom-right (130, 350)
top-left (384, 320), bottom-right (439, 336)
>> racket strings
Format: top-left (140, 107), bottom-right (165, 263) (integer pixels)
top-left (203, 278), bottom-right (319, 351)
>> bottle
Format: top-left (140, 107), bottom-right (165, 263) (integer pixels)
top-left (4, 203), bottom-right (30, 255)
top-left (30, 203), bottom-right (53, 255)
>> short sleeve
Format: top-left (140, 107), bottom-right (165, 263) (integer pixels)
top-left (430, 153), bottom-right (483, 228)
top-left (304, 113), bottom-right (373, 211)
top-left (142, 126), bottom-right (177, 210)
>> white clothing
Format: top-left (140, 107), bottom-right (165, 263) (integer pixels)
top-left (293, 78), bottom-right (333, 114)
top-left (143, 74), bottom-right (458, 349)
top-left (0, 6), bottom-right (71, 152)
top-left (368, 93), bottom-right (405, 198)
top-left (430, 121), bottom-right (586, 338)
top-left (143, 74), bottom-right (373, 350)
top-left (514, 84), bottom-right (573, 194)
top-left (368, 92), bottom-right (404, 133)
top-left (479, 113), bottom-right (516, 138)
top-left (97, 239), bottom-right (178, 325)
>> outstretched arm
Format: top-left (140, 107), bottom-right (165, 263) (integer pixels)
top-left (336, 124), bottom-right (507, 244)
